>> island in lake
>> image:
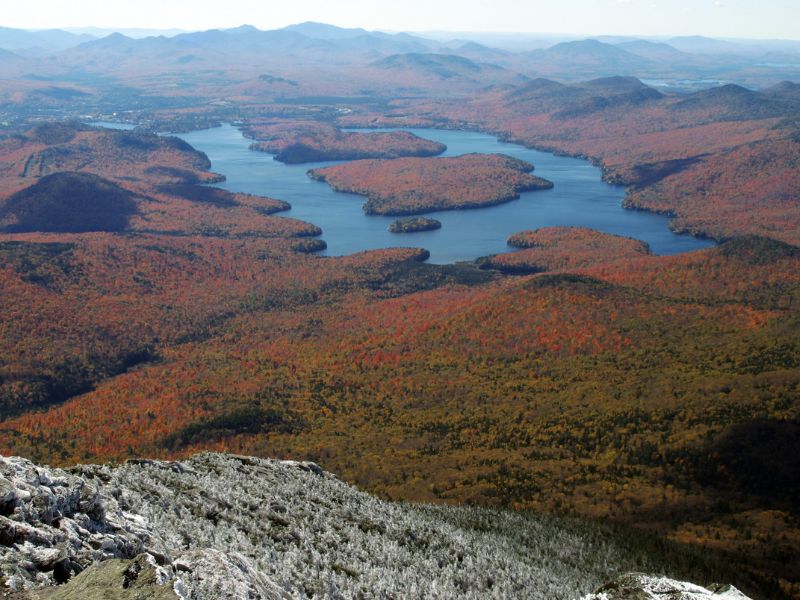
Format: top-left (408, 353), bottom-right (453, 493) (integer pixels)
top-left (244, 120), bottom-right (446, 163)
top-left (309, 153), bottom-right (553, 215)
top-left (388, 217), bottom-right (442, 233)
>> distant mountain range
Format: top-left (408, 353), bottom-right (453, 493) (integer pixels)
top-left (0, 26), bottom-right (95, 55)
top-left (54, 23), bottom-right (437, 69)
top-left (63, 26), bottom-right (189, 39)
top-left (503, 74), bottom-right (800, 122)
top-left (1, 22), bottom-right (799, 58)
top-left (0, 22), bottom-right (798, 90)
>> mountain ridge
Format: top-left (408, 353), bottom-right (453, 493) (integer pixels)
top-left (0, 453), bottom-right (764, 599)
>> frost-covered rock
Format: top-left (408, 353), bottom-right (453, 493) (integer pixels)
top-left (0, 454), bottom-right (752, 599)
top-left (580, 573), bottom-right (752, 599)
top-left (171, 549), bottom-right (290, 600)
top-left (0, 455), bottom-right (150, 591)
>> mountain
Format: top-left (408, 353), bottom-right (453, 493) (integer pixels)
top-left (370, 52), bottom-right (529, 88)
top-left (282, 24), bottom-right (436, 57)
top-left (283, 21), bottom-right (434, 45)
top-left (56, 28), bottom-right (332, 76)
top-left (548, 76), bottom-right (663, 118)
top-left (0, 47), bottom-right (22, 60)
top-left (765, 80), bottom-right (800, 100)
top-left (0, 453), bottom-right (759, 598)
top-left (73, 31), bottom-right (139, 51)
top-left (448, 40), bottom-right (512, 62)
top-left (616, 39), bottom-right (688, 62)
top-left (167, 26), bottom-right (328, 53)
top-left (180, 24), bottom-right (433, 57)
top-left (64, 26), bottom-right (189, 39)
top-left (0, 47), bottom-right (28, 77)
top-left (56, 24), bottom-right (438, 76)
top-left (373, 52), bottom-right (485, 76)
top-left (524, 39), bottom-right (652, 76)
top-left (504, 75), bottom-right (800, 131)
top-left (58, 32), bottom-right (181, 71)
top-left (667, 35), bottom-right (748, 55)
top-left (505, 76), bottom-right (662, 116)
top-left (282, 21), bottom-right (372, 40)
top-left (504, 77), bottom-right (572, 110)
top-left (0, 26), bottom-right (94, 54)
top-left (672, 83), bottom-right (800, 118)
top-left (0, 172), bottom-right (139, 234)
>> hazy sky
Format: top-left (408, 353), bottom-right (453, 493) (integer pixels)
top-left (5, 0), bottom-right (799, 40)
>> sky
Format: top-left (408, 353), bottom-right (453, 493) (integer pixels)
top-left (3, 0), bottom-right (799, 40)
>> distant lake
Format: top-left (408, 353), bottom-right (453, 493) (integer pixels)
top-left (172, 124), bottom-right (713, 264)
top-left (640, 78), bottom-right (729, 91)
top-left (91, 121), bottom-right (137, 130)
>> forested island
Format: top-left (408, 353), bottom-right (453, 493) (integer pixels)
top-left (388, 217), bottom-right (442, 233)
top-left (309, 153), bottom-right (553, 215)
top-left (245, 120), bottom-right (446, 163)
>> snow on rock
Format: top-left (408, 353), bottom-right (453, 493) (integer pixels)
top-left (0, 455), bottom-right (151, 590)
top-left (0, 453), bottom-right (752, 599)
top-left (580, 573), bottom-right (752, 599)
top-left (170, 549), bottom-right (290, 600)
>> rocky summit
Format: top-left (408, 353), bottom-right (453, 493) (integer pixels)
top-left (580, 573), bottom-right (751, 599)
top-left (0, 453), bottom-right (752, 599)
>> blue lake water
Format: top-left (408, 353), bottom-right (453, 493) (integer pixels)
top-left (174, 124), bottom-right (713, 264)
top-left (92, 121), bottom-right (137, 130)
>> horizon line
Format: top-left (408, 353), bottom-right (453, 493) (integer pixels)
top-left (2, 22), bottom-right (796, 44)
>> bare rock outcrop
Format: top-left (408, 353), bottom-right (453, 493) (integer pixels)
top-left (580, 573), bottom-right (751, 600)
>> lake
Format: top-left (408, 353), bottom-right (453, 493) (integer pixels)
top-left (175, 124), bottom-right (713, 264)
